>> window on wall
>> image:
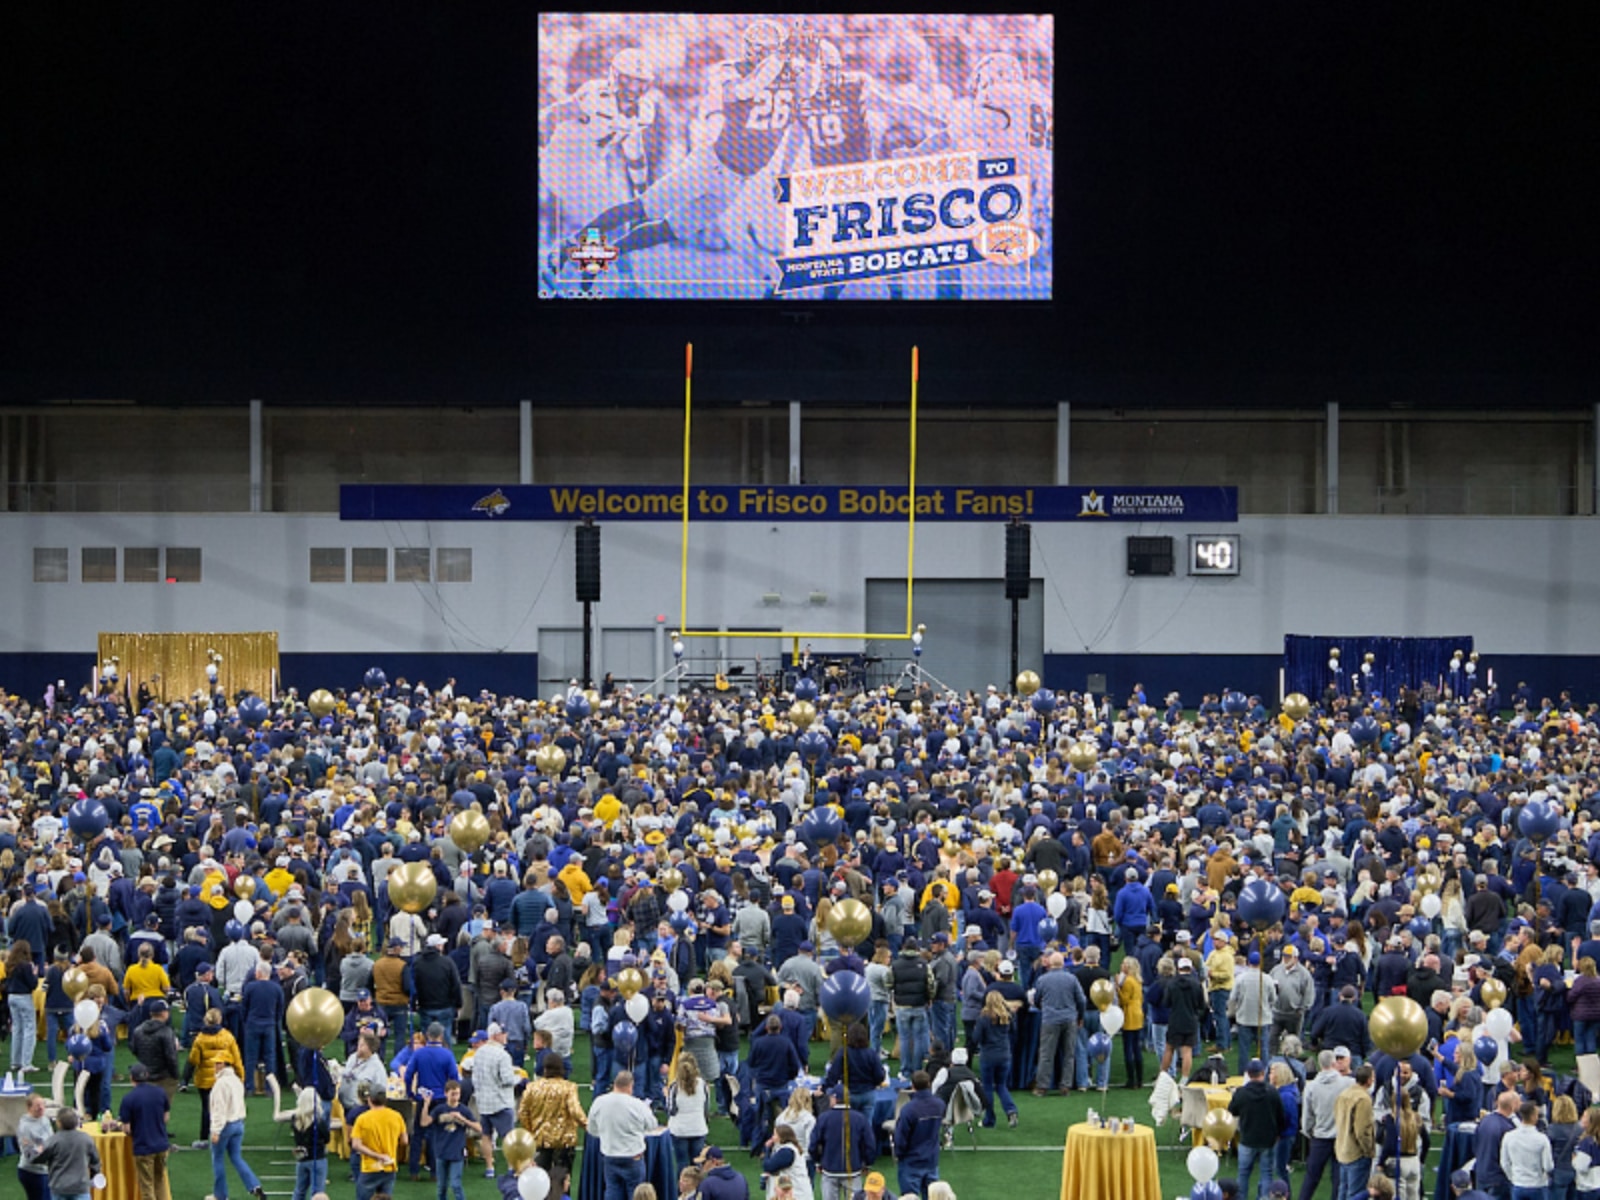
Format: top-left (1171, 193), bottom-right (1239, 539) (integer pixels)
top-left (394, 547), bottom-right (431, 582)
top-left (124, 547), bottom-right (161, 583)
top-left (82, 547), bottom-right (117, 582)
top-left (309, 547), bottom-right (347, 583)
top-left (436, 547), bottom-right (472, 582)
top-left (165, 547), bottom-right (202, 583)
top-left (34, 548), bottom-right (68, 583)
top-left (352, 547), bottom-right (388, 583)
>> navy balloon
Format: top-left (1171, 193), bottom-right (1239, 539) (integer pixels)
top-left (820, 970), bottom-right (872, 1023)
top-left (238, 694), bottom-right (269, 726)
top-left (1088, 1031), bottom-right (1111, 1060)
top-left (1222, 691), bottom-right (1248, 716)
top-left (364, 667), bottom-right (387, 690)
top-left (802, 807), bottom-right (844, 846)
top-left (1030, 689), bottom-right (1057, 716)
top-left (1519, 800), bottom-right (1561, 840)
top-left (1351, 716), bottom-right (1381, 745)
top-left (1038, 918), bottom-right (1060, 942)
top-left (225, 920), bottom-right (248, 941)
top-left (1474, 1035), bottom-right (1500, 1065)
top-left (611, 1019), bottom-right (639, 1056)
top-left (566, 694), bottom-right (592, 722)
top-left (67, 798), bottom-right (110, 839)
top-left (1237, 878), bottom-right (1287, 929)
top-left (67, 1034), bottom-right (92, 1058)
top-left (669, 912), bottom-right (696, 933)
top-left (797, 730), bottom-right (830, 761)
top-left (793, 677), bottom-right (819, 702)
top-left (1192, 1184), bottom-right (1223, 1200)
top-left (1408, 916), bottom-right (1431, 939)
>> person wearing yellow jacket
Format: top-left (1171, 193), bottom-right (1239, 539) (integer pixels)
top-left (1205, 929), bottom-right (1238, 1055)
top-left (1117, 955), bottom-right (1147, 1088)
top-left (186, 1008), bottom-right (244, 1148)
top-left (557, 860), bottom-right (592, 908)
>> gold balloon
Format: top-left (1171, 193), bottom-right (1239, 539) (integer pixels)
top-left (1413, 868), bottom-right (1441, 897)
top-left (1015, 670), bottom-right (1041, 697)
top-left (62, 967), bottom-right (90, 1001)
top-left (501, 1128), bottom-right (537, 1170)
top-left (1089, 978), bottom-right (1117, 1012)
top-left (308, 689), bottom-right (337, 718)
top-left (583, 689), bottom-right (601, 711)
top-left (1282, 693), bottom-right (1311, 721)
top-left (615, 968), bottom-right (645, 999)
top-left (1036, 869), bottom-right (1060, 895)
top-left (1368, 995), bottom-right (1429, 1057)
top-left (286, 987), bottom-right (345, 1050)
top-left (790, 700), bottom-right (817, 730)
top-left (234, 875), bottom-right (257, 899)
top-left (828, 898), bottom-right (872, 946)
top-left (450, 808), bottom-right (491, 853)
top-left (1066, 742), bottom-right (1097, 772)
top-left (659, 868), bottom-right (684, 893)
top-left (1480, 978), bottom-right (1508, 1010)
top-left (535, 744), bottom-right (567, 776)
top-left (388, 861), bottom-right (438, 914)
top-left (911, 700), bottom-right (923, 713)
top-left (1201, 1109), bottom-right (1238, 1150)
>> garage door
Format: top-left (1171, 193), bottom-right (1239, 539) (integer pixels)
top-left (864, 578), bottom-right (1043, 694)
top-left (601, 627), bottom-right (656, 687)
top-left (537, 627), bottom-right (585, 689)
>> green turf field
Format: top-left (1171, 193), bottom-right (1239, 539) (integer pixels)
top-left (23, 1013), bottom-right (1543, 1200)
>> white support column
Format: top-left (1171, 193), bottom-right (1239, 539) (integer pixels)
top-left (520, 399), bottom-right (534, 484)
top-left (249, 399), bottom-right (263, 513)
top-left (1056, 401), bottom-right (1071, 485)
top-left (1326, 401), bottom-right (1340, 515)
top-left (788, 400), bottom-right (802, 484)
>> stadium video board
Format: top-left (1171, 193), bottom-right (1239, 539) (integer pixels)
top-left (538, 14), bottom-right (1054, 300)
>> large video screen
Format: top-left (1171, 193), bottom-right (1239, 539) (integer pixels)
top-left (538, 15), bottom-right (1054, 300)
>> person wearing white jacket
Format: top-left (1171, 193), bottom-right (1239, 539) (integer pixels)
top-left (208, 1059), bottom-right (265, 1200)
top-left (1500, 1100), bottom-right (1554, 1196)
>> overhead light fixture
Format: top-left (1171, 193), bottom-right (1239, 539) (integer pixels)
top-left (809, 591), bottom-right (828, 605)
top-left (762, 591), bottom-right (782, 606)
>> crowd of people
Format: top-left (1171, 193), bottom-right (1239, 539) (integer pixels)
top-left (0, 669), bottom-right (1598, 1200)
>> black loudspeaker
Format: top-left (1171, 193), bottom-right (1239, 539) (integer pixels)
top-left (575, 523), bottom-right (601, 602)
top-left (1005, 521), bottom-right (1032, 600)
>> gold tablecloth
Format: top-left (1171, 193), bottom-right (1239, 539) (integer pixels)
top-left (1060, 1122), bottom-right (1162, 1200)
top-left (1181, 1077), bottom-right (1243, 1147)
top-left (83, 1122), bottom-right (136, 1200)
top-left (330, 1098), bottom-right (350, 1159)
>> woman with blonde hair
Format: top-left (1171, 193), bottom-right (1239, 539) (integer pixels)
top-left (927, 1184), bottom-right (958, 1200)
top-left (665, 1054), bottom-right (709, 1168)
top-left (188, 1006), bottom-right (244, 1146)
top-left (973, 991), bottom-right (1018, 1128)
top-left (1117, 954), bottom-right (1147, 1088)
top-left (1550, 1094), bottom-right (1582, 1200)
top-left (1440, 1043), bottom-right (1482, 1124)
top-left (775, 1086), bottom-right (816, 1149)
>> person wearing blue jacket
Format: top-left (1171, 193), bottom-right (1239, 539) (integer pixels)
top-left (1273, 1061), bottom-right (1301, 1185)
top-left (1112, 868), bottom-right (1155, 950)
top-left (808, 1090), bottom-right (877, 1196)
top-left (973, 992), bottom-right (1019, 1128)
top-left (79, 1018), bottom-right (117, 1116)
top-left (892, 1071), bottom-right (946, 1199)
top-left (241, 962), bottom-right (285, 1094)
top-left (1009, 886), bottom-right (1048, 986)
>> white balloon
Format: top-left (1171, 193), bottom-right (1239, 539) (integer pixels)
top-left (1485, 1008), bottom-right (1514, 1040)
top-left (1101, 1005), bottom-right (1125, 1036)
top-left (1187, 1146), bottom-right (1220, 1184)
top-left (1419, 893), bottom-right (1441, 918)
top-left (234, 900), bottom-right (254, 923)
top-left (1466, 662), bottom-right (1477, 676)
top-left (1047, 893), bottom-right (1068, 919)
top-left (91, 1176), bottom-right (107, 1192)
top-left (74, 1000), bottom-right (99, 1029)
top-left (625, 994), bottom-right (649, 1023)
top-left (1328, 658), bottom-right (1339, 672)
top-left (517, 1167), bottom-right (551, 1200)
top-left (667, 891), bottom-right (689, 913)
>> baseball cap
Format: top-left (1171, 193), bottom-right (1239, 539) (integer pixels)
top-left (951, 1048), bottom-right (968, 1065)
top-left (354, 989), bottom-right (371, 1001)
top-left (1452, 1172), bottom-right (1473, 1191)
top-left (702, 1146), bottom-right (724, 1162)
top-left (426, 934), bottom-right (446, 949)
top-left (196, 962), bottom-right (214, 975)
top-left (1282, 945), bottom-right (1299, 957)
top-left (1177, 958), bottom-right (1194, 971)
top-left (1333, 1046), bottom-right (1352, 1060)
top-left (798, 940), bottom-right (814, 952)
top-left (997, 959), bottom-right (1015, 975)
top-left (863, 1173), bottom-right (886, 1192)
top-left (1246, 1058), bottom-right (1265, 1075)
top-left (149, 999), bottom-right (170, 1013)
top-left (1268, 1182), bottom-right (1290, 1198)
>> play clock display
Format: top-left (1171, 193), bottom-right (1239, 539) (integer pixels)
top-left (1188, 535), bottom-right (1240, 576)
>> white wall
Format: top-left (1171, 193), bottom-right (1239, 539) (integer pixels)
top-left (5, 512), bottom-right (1598, 658)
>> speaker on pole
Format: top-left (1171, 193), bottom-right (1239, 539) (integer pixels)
top-left (575, 521), bottom-right (601, 602)
top-left (1005, 521), bottom-right (1031, 600)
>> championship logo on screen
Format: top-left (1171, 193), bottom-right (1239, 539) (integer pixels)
top-left (472, 489), bottom-right (512, 518)
top-left (538, 15), bottom-right (1053, 300)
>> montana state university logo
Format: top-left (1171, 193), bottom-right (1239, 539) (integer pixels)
top-left (1079, 490), bottom-right (1108, 517)
top-left (472, 489), bottom-right (511, 518)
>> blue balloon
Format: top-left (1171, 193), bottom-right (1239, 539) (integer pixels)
top-left (1088, 1031), bottom-right (1111, 1060)
top-left (1519, 799), bottom-right (1561, 840)
top-left (1409, 916), bottom-right (1432, 939)
top-left (566, 695), bottom-right (592, 722)
top-left (1037, 918), bottom-right (1060, 943)
top-left (225, 920), bottom-right (248, 941)
top-left (820, 970), bottom-right (872, 1023)
top-left (669, 912), bottom-right (695, 933)
top-left (1192, 1184), bottom-right (1223, 1200)
top-left (793, 677), bottom-right (819, 702)
top-left (1474, 1035), bottom-right (1500, 1066)
top-left (238, 694), bottom-right (269, 726)
top-left (1237, 878), bottom-right (1287, 929)
top-left (797, 730), bottom-right (830, 761)
top-left (1351, 716), bottom-right (1381, 745)
top-left (67, 798), bottom-right (110, 839)
top-left (1031, 689), bottom-right (1057, 715)
top-left (611, 1019), bottom-right (638, 1055)
top-left (66, 1034), bottom-right (92, 1058)
top-left (364, 667), bottom-right (387, 690)
top-left (1222, 691), bottom-right (1248, 715)
top-left (801, 807), bottom-right (844, 846)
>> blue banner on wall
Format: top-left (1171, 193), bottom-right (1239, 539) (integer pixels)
top-left (342, 485), bottom-right (1237, 523)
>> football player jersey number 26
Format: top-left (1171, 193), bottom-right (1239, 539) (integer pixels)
top-left (747, 87), bottom-right (794, 131)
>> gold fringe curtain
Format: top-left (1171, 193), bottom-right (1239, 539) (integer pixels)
top-left (98, 632), bottom-right (279, 702)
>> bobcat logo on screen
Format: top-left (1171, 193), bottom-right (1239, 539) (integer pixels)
top-left (1079, 490), bottom-right (1108, 517)
top-left (472, 490), bottom-right (512, 518)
